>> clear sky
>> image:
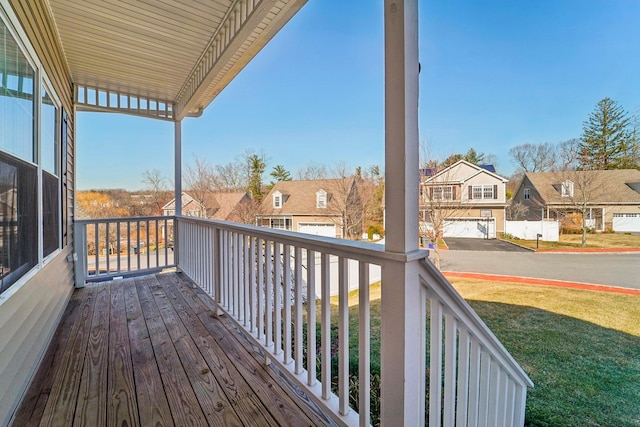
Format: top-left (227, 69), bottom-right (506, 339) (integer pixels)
top-left (76, 0), bottom-right (640, 190)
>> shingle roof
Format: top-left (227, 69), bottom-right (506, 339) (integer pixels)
top-left (259, 179), bottom-right (354, 216)
top-left (525, 169), bottom-right (640, 204)
top-left (210, 192), bottom-right (250, 221)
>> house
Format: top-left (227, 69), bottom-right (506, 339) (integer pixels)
top-left (162, 191), bottom-right (252, 222)
top-left (0, 1), bottom-right (531, 425)
top-left (420, 160), bottom-right (508, 238)
top-left (257, 179), bottom-right (360, 239)
top-left (511, 169), bottom-right (640, 232)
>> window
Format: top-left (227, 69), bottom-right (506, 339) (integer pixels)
top-left (561, 180), bottom-right (573, 197)
top-left (273, 191), bottom-right (282, 208)
top-left (472, 186), bottom-right (483, 200)
top-left (270, 218), bottom-right (292, 230)
top-left (0, 152), bottom-right (38, 294)
top-left (431, 186), bottom-right (454, 200)
top-left (480, 209), bottom-right (492, 218)
top-left (469, 184), bottom-right (498, 200)
top-left (316, 189), bottom-right (327, 208)
top-left (0, 16), bottom-right (62, 292)
top-left (524, 188), bottom-right (530, 200)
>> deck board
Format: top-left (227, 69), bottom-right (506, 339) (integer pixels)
top-left (12, 271), bottom-right (333, 426)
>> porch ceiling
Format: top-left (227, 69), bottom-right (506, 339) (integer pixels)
top-left (46, 0), bottom-right (306, 120)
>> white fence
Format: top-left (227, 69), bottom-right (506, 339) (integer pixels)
top-left (176, 216), bottom-right (533, 426)
top-left (505, 220), bottom-right (559, 242)
top-left (421, 218), bottom-right (497, 239)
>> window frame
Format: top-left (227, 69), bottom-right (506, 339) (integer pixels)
top-left (524, 188), bottom-right (530, 200)
top-left (561, 180), bottom-right (574, 198)
top-left (0, 6), bottom-right (64, 295)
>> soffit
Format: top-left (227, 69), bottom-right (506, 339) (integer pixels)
top-left (46, 0), bottom-right (306, 120)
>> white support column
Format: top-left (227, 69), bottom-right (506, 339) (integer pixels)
top-left (380, 0), bottom-right (423, 425)
top-left (174, 120), bottom-right (182, 216)
top-left (174, 119), bottom-right (182, 267)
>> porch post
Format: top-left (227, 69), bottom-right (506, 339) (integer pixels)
top-left (381, 0), bottom-right (423, 425)
top-left (174, 119), bottom-right (182, 267)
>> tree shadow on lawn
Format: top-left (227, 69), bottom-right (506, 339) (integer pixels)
top-left (467, 300), bottom-right (640, 427)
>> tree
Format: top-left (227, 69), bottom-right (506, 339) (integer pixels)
top-left (141, 169), bottom-right (170, 214)
top-left (463, 148), bottom-right (485, 165)
top-left (509, 142), bottom-right (556, 173)
top-left (579, 97), bottom-right (631, 170)
top-left (247, 153), bottom-right (266, 201)
top-left (184, 155), bottom-right (215, 217)
top-left (619, 110), bottom-right (640, 170)
top-left (270, 164), bottom-right (292, 184)
top-left (296, 162), bottom-right (328, 180)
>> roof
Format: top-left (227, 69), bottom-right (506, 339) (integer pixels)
top-left (40, 0), bottom-right (307, 120)
top-left (210, 192), bottom-right (250, 221)
top-left (479, 164), bottom-right (496, 173)
top-left (524, 169), bottom-right (640, 204)
top-left (259, 179), bottom-right (354, 216)
top-left (424, 160), bottom-right (507, 184)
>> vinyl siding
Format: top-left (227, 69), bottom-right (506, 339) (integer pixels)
top-left (1, 1), bottom-right (75, 424)
top-left (0, 247), bottom-right (74, 426)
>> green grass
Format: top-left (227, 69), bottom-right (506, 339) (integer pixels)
top-left (501, 232), bottom-right (640, 250)
top-left (324, 279), bottom-right (640, 426)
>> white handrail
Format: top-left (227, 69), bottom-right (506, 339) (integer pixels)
top-left (175, 216), bottom-right (533, 427)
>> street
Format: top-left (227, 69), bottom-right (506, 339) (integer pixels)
top-left (439, 250), bottom-right (640, 290)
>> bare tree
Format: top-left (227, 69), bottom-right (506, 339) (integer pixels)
top-left (296, 162), bottom-right (328, 180)
top-left (184, 155), bottom-right (215, 217)
top-left (141, 169), bottom-right (170, 214)
top-left (509, 142), bottom-right (556, 173)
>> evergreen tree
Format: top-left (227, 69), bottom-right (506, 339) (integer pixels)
top-left (270, 164), bottom-right (292, 184)
top-left (579, 97), bottom-right (630, 170)
top-left (247, 154), bottom-right (266, 201)
top-left (463, 148), bottom-right (485, 165)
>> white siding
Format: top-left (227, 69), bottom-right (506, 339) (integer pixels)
top-left (0, 247), bottom-right (74, 426)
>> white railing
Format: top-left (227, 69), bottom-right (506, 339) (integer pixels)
top-left (419, 258), bottom-right (534, 426)
top-left (74, 216), bottom-right (175, 285)
top-left (174, 216), bottom-right (533, 426)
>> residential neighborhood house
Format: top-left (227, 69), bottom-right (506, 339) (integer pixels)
top-left (163, 191), bottom-right (251, 222)
top-left (419, 160), bottom-right (508, 239)
top-left (257, 179), bottom-right (361, 239)
top-left (511, 169), bottom-right (640, 232)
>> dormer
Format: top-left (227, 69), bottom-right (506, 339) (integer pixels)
top-left (561, 180), bottom-right (574, 198)
top-left (273, 190), bottom-right (283, 208)
top-left (316, 189), bottom-right (327, 208)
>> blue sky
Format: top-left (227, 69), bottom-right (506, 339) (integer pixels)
top-left (77, 0), bottom-right (640, 190)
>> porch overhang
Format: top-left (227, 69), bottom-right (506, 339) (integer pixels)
top-left (44, 0), bottom-right (307, 121)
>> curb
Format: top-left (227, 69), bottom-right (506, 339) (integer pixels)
top-left (497, 239), bottom-right (535, 252)
top-left (536, 248), bottom-right (640, 253)
top-left (443, 271), bottom-right (640, 296)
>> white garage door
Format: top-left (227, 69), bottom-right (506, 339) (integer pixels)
top-left (613, 213), bottom-right (640, 232)
top-left (298, 223), bottom-right (337, 237)
top-left (443, 218), bottom-right (496, 239)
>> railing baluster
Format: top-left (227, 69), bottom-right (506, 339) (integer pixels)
top-left (444, 312), bottom-right (458, 426)
top-left (274, 242), bottom-right (282, 355)
top-left (294, 246), bottom-right (303, 374)
top-left (479, 351), bottom-right (492, 427)
top-left (429, 297), bottom-right (443, 426)
top-left (257, 238), bottom-right (264, 342)
top-left (155, 219), bottom-right (159, 268)
top-left (105, 222), bottom-right (110, 274)
top-left (146, 219), bottom-right (150, 271)
top-left (249, 236), bottom-right (256, 333)
top-left (358, 262), bottom-right (370, 427)
top-left (94, 223), bottom-right (99, 277)
top-left (338, 256), bottom-right (349, 415)
top-left (320, 252), bottom-right (331, 400)
top-left (265, 240), bottom-right (273, 348)
top-left (116, 221), bottom-right (121, 272)
top-left (283, 244), bottom-right (292, 364)
top-left (307, 248), bottom-right (316, 386)
top-left (243, 234), bottom-right (249, 326)
top-left (456, 329), bottom-right (471, 427)
top-left (488, 360), bottom-right (501, 427)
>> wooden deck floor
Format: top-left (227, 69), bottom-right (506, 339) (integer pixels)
top-left (14, 272), bottom-right (333, 426)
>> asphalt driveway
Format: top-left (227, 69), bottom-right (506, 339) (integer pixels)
top-left (444, 238), bottom-right (531, 252)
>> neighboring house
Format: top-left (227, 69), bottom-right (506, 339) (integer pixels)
top-left (420, 160), bottom-right (508, 238)
top-left (511, 169), bottom-right (640, 232)
top-left (162, 191), bottom-right (252, 222)
top-left (257, 179), bottom-right (360, 239)
top-left (162, 192), bottom-right (208, 217)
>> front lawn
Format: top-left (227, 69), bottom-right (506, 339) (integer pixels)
top-left (501, 232), bottom-right (640, 250)
top-left (326, 278), bottom-right (640, 426)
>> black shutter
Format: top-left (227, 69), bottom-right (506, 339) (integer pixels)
top-left (494, 184), bottom-right (498, 199)
top-left (468, 186), bottom-right (473, 199)
top-left (452, 186), bottom-right (457, 200)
